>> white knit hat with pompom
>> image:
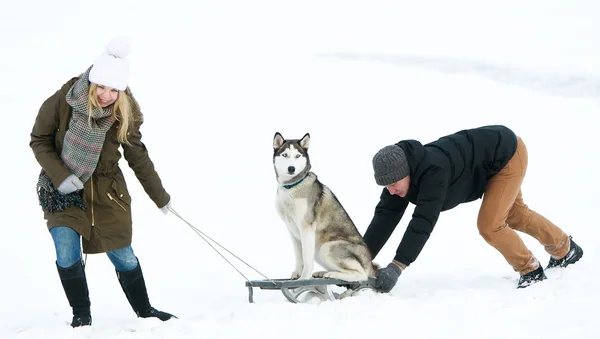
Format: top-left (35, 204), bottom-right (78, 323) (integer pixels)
top-left (89, 36), bottom-right (131, 91)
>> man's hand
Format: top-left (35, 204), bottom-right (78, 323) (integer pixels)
top-left (374, 262), bottom-right (403, 293)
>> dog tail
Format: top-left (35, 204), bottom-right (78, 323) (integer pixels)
top-left (370, 262), bottom-right (380, 277)
top-left (364, 246), bottom-right (380, 277)
top-left (352, 246), bottom-right (380, 279)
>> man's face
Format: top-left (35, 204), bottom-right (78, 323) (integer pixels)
top-left (386, 176), bottom-right (410, 197)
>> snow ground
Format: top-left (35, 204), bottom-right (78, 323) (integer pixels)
top-left (1, 0), bottom-right (599, 338)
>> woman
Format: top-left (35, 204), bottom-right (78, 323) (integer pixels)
top-left (30, 37), bottom-right (176, 327)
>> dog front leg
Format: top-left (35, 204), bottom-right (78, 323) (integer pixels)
top-left (290, 235), bottom-right (303, 279)
top-left (299, 224), bottom-right (316, 280)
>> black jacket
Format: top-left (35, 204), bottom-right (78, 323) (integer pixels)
top-left (363, 125), bottom-right (518, 266)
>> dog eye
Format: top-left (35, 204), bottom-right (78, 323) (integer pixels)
top-left (295, 154), bottom-right (301, 158)
top-left (282, 153), bottom-right (288, 157)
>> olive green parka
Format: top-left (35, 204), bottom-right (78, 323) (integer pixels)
top-left (30, 76), bottom-right (170, 254)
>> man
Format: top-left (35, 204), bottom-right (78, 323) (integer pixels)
top-left (363, 125), bottom-right (583, 292)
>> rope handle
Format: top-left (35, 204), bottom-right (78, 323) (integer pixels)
top-left (168, 206), bottom-right (275, 284)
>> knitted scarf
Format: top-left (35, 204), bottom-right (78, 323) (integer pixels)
top-left (37, 66), bottom-right (116, 213)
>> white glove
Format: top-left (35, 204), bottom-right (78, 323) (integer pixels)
top-left (57, 174), bottom-right (84, 194)
top-left (160, 200), bottom-right (171, 215)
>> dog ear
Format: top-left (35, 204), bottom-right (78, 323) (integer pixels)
top-left (273, 132), bottom-right (285, 149)
top-left (300, 133), bottom-right (310, 149)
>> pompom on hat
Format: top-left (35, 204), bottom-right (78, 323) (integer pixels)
top-left (89, 36), bottom-right (131, 91)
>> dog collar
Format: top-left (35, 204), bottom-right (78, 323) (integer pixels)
top-left (283, 172), bottom-right (309, 189)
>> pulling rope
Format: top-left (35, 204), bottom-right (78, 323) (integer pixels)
top-left (168, 207), bottom-right (274, 284)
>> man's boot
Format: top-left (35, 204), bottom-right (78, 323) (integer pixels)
top-left (547, 235), bottom-right (584, 269)
top-left (116, 258), bottom-right (176, 321)
top-left (517, 264), bottom-right (547, 289)
top-left (56, 260), bottom-right (92, 327)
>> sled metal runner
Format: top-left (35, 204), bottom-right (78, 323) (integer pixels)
top-left (245, 277), bottom-right (377, 303)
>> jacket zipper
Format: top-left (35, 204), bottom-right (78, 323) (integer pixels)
top-left (91, 176), bottom-right (95, 227)
top-left (107, 192), bottom-right (127, 211)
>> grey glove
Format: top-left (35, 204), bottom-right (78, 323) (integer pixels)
top-left (374, 262), bottom-right (402, 293)
top-left (57, 174), bottom-right (84, 195)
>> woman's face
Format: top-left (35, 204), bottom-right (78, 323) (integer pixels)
top-left (95, 85), bottom-right (119, 107)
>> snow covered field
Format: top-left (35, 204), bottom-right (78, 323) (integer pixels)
top-left (2, 0), bottom-right (599, 338)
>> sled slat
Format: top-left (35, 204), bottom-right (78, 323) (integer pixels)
top-left (245, 277), bottom-right (376, 303)
top-left (246, 277), bottom-right (374, 289)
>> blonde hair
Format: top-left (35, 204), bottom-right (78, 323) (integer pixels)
top-left (88, 83), bottom-right (133, 145)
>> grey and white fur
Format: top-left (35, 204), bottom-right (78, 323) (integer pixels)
top-left (273, 132), bottom-right (378, 282)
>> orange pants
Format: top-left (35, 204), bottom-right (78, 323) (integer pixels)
top-left (477, 136), bottom-right (570, 275)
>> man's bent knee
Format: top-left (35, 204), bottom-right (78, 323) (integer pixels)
top-left (477, 222), bottom-right (507, 243)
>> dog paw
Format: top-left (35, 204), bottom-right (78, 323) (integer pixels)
top-left (312, 271), bottom-right (327, 278)
top-left (291, 271), bottom-right (301, 280)
top-left (322, 272), bottom-right (337, 279)
top-left (323, 271), bottom-right (351, 280)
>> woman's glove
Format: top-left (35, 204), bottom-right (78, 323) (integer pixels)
top-left (57, 174), bottom-right (84, 195)
top-left (160, 200), bottom-right (171, 215)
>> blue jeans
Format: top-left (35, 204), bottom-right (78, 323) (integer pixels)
top-left (50, 226), bottom-right (138, 272)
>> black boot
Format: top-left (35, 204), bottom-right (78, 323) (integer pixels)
top-left (56, 260), bottom-right (92, 327)
top-left (547, 236), bottom-right (583, 269)
top-left (517, 264), bottom-right (547, 289)
top-left (116, 259), bottom-right (177, 321)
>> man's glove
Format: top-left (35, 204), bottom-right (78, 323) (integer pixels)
top-left (57, 174), bottom-right (84, 195)
top-left (160, 200), bottom-right (171, 215)
top-left (374, 262), bottom-right (402, 293)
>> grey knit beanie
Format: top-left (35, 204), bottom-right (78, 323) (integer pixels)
top-left (372, 145), bottom-right (410, 186)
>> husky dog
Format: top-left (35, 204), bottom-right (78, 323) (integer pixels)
top-left (273, 132), bottom-right (378, 282)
